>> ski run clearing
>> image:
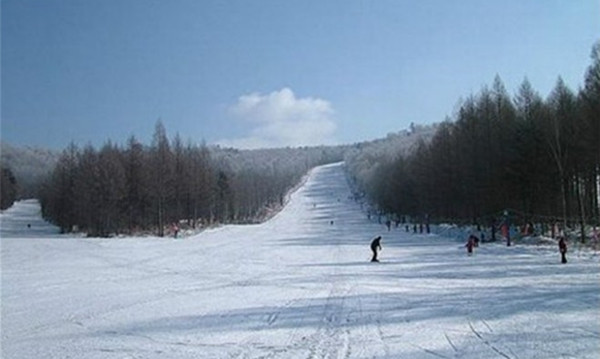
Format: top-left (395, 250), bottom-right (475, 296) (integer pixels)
top-left (1, 162), bottom-right (599, 359)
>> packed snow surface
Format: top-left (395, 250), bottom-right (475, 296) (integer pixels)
top-left (2, 163), bottom-right (599, 358)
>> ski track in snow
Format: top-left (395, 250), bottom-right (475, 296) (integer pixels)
top-left (1, 163), bottom-right (599, 359)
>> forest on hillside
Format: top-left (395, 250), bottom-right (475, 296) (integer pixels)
top-left (36, 122), bottom-right (345, 237)
top-left (346, 41), bottom-right (600, 240)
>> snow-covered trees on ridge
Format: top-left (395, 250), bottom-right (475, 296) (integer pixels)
top-left (0, 142), bottom-right (59, 201)
top-left (38, 122), bottom-right (346, 237)
top-left (345, 42), bottom-right (600, 238)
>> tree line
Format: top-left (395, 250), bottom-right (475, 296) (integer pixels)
top-left (1, 167), bottom-right (18, 210)
top-left (346, 41), bottom-right (600, 238)
top-left (40, 121), bottom-right (345, 237)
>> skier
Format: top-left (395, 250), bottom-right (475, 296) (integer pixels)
top-left (465, 235), bottom-right (475, 256)
top-left (558, 237), bottom-right (567, 264)
top-left (370, 236), bottom-right (382, 262)
top-left (173, 223), bottom-right (179, 239)
top-left (385, 220), bottom-right (391, 231)
top-left (473, 234), bottom-right (480, 247)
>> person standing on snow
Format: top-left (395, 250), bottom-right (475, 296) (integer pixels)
top-left (370, 236), bottom-right (382, 262)
top-left (465, 235), bottom-right (475, 256)
top-left (472, 234), bottom-right (480, 247)
top-left (558, 237), bottom-right (567, 264)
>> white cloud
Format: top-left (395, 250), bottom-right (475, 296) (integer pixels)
top-left (218, 88), bottom-right (337, 149)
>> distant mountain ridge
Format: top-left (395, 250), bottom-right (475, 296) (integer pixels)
top-left (0, 123), bottom-right (437, 200)
top-left (0, 142), bottom-right (60, 198)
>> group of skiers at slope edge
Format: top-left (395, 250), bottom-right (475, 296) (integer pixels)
top-left (464, 233), bottom-right (569, 263)
top-left (369, 232), bottom-right (570, 264)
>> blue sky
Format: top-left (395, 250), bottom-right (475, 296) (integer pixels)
top-left (2, 0), bottom-right (599, 150)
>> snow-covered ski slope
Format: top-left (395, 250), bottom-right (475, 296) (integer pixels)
top-left (1, 163), bottom-right (599, 359)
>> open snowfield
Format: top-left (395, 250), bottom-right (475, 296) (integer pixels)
top-left (2, 163), bottom-right (599, 359)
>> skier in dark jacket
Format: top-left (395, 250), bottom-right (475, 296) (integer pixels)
top-left (558, 237), bottom-right (567, 264)
top-left (465, 235), bottom-right (476, 255)
top-left (370, 236), bottom-right (382, 262)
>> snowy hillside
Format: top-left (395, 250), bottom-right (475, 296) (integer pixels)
top-left (1, 163), bottom-right (599, 359)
